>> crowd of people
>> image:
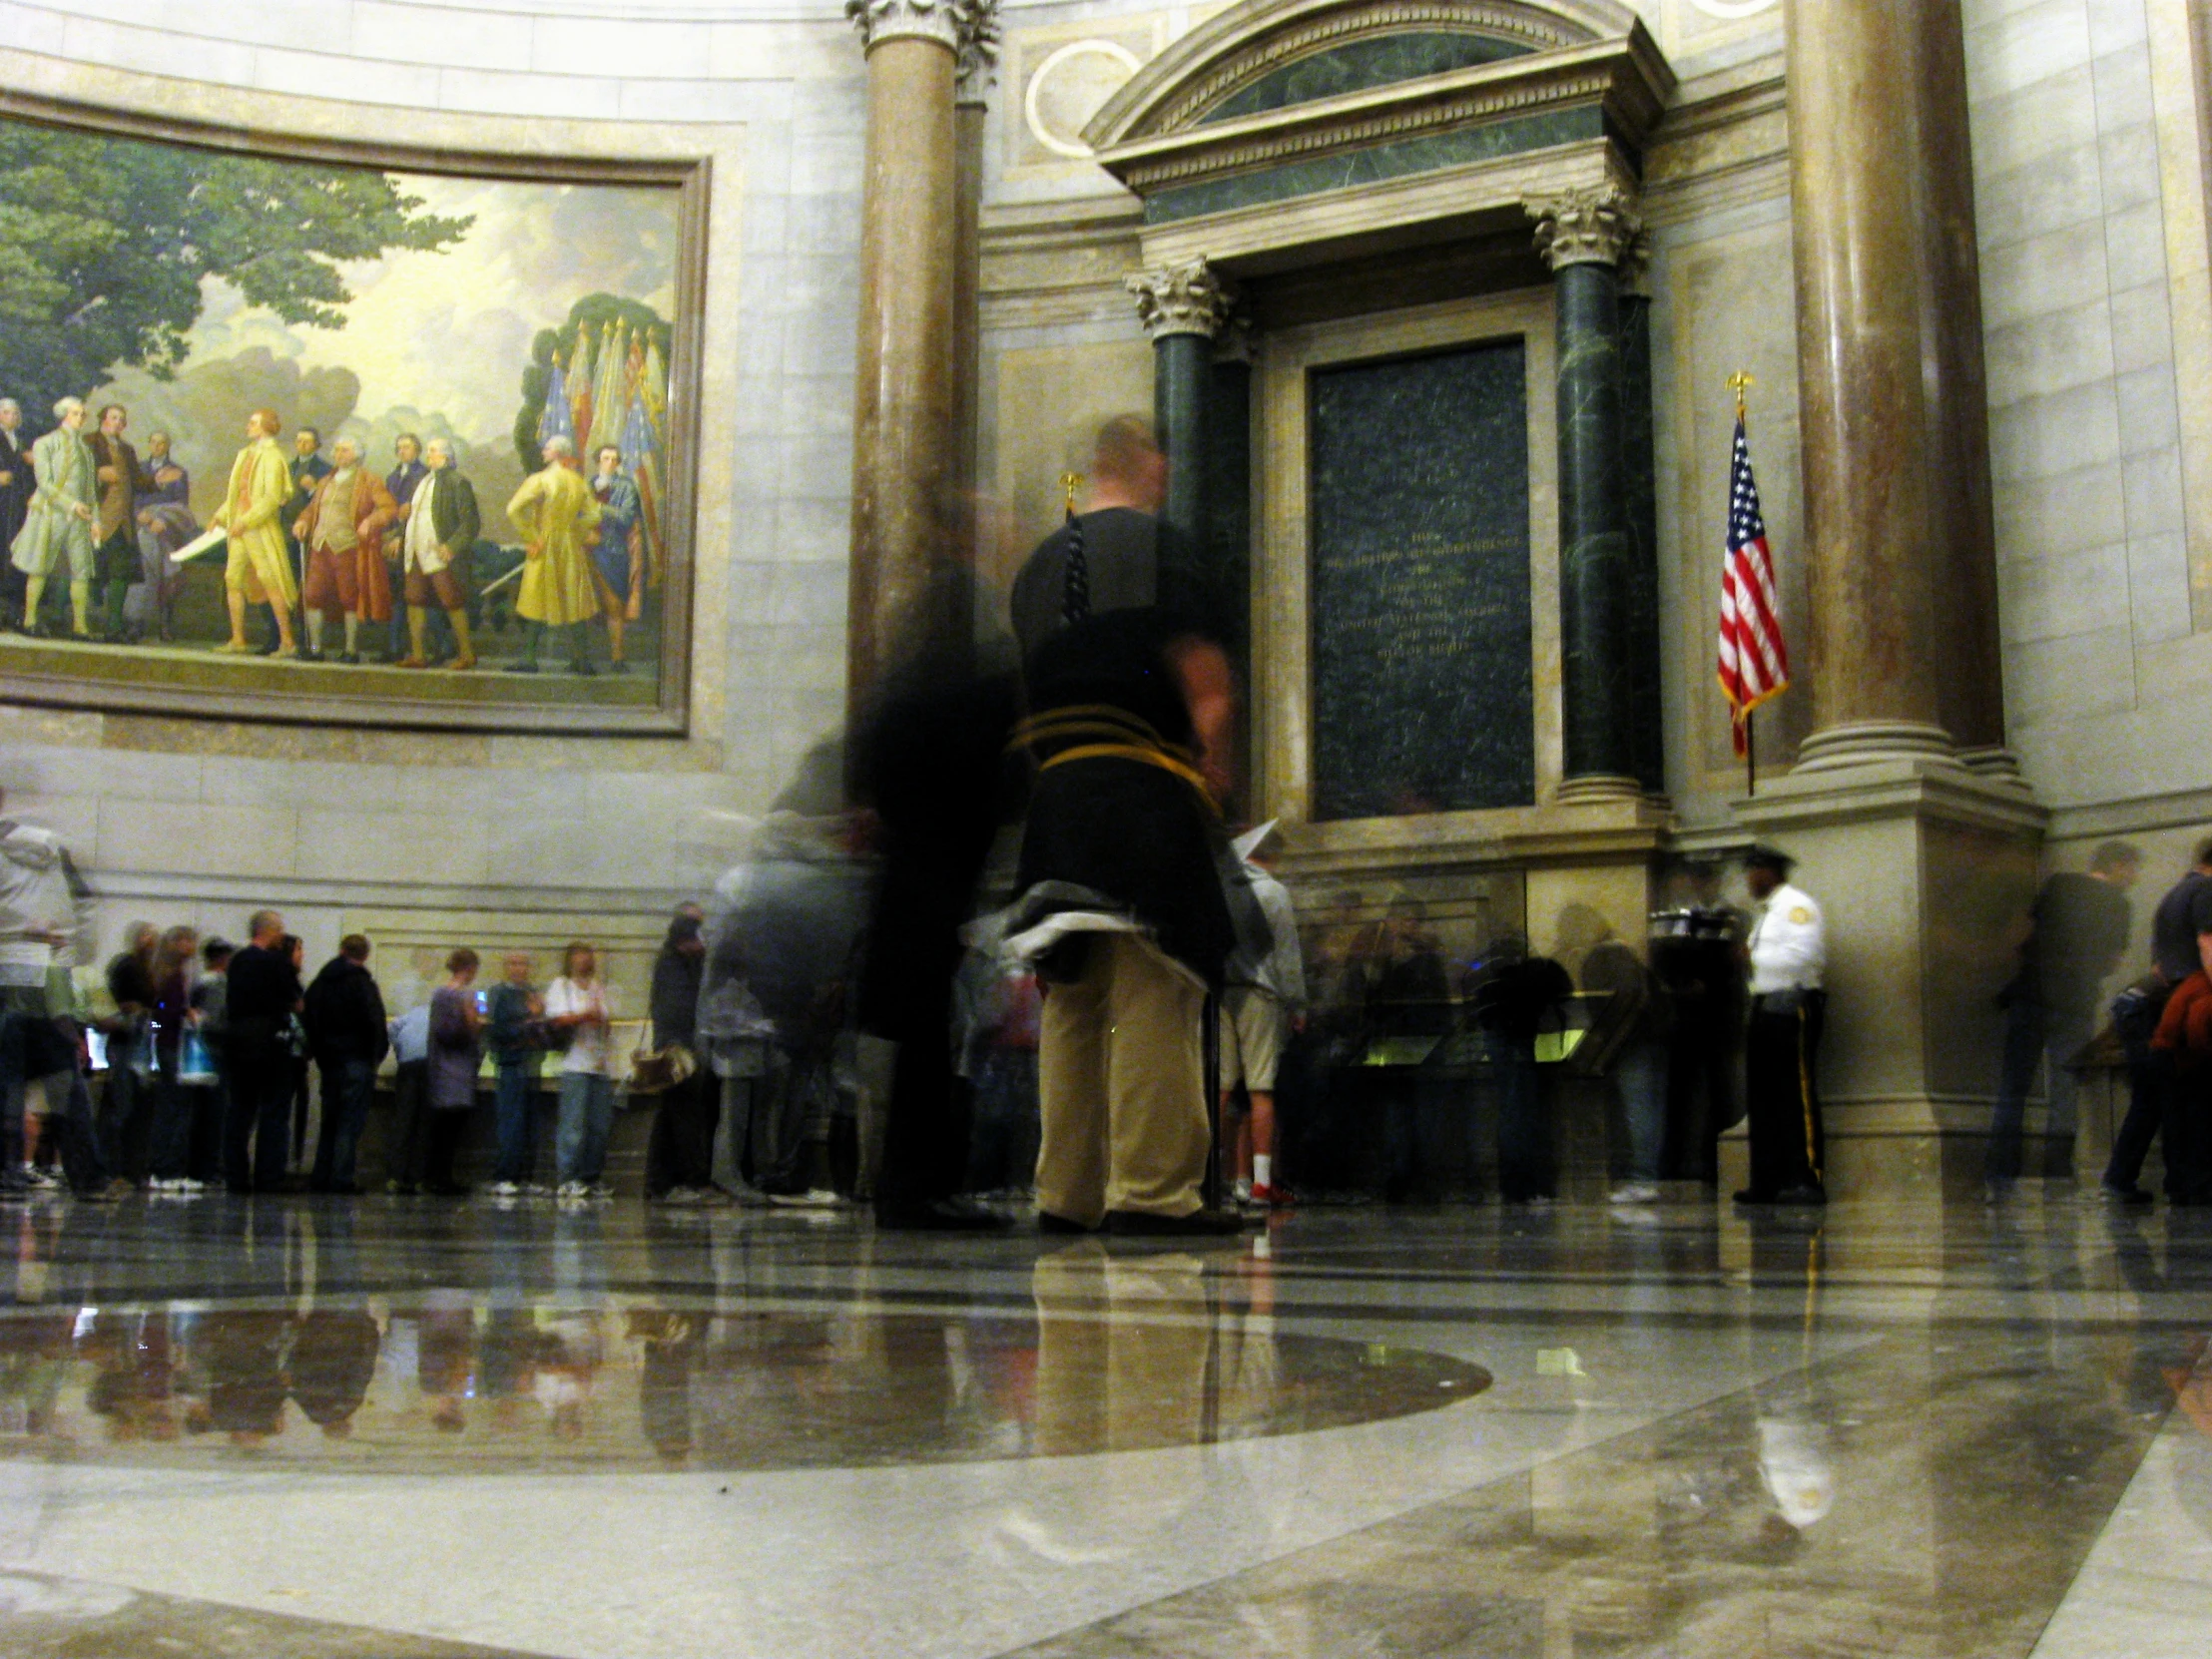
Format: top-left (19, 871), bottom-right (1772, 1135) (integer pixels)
top-left (0, 397), bottom-right (654, 677)
top-left (7, 413), bottom-right (2212, 1226)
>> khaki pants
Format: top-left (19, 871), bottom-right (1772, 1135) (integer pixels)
top-left (1035, 931), bottom-right (1208, 1227)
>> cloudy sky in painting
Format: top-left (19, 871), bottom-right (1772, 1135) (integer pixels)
top-left (182, 173), bottom-right (680, 442)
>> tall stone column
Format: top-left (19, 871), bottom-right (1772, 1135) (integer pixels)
top-left (1784, 0), bottom-right (1948, 770)
top-left (845, 0), bottom-right (967, 721)
top-left (950, 6), bottom-right (998, 527)
top-left (1126, 259), bottom-right (1233, 556)
top-left (1529, 187), bottom-right (1641, 800)
top-left (1618, 230), bottom-right (1664, 797)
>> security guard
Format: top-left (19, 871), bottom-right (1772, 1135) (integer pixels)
top-left (1735, 845), bottom-right (1829, 1206)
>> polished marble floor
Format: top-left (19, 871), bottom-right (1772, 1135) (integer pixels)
top-left (0, 1190), bottom-right (2206, 1658)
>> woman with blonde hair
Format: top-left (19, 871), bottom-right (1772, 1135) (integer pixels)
top-left (546, 940), bottom-right (615, 1198)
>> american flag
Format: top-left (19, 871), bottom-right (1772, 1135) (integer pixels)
top-left (1717, 415), bottom-right (1789, 756)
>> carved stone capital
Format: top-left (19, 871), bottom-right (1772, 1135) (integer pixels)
top-left (1526, 186), bottom-right (1642, 272)
top-left (1213, 310), bottom-right (1257, 367)
top-left (1618, 227), bottom-right (1653, 298)
top-left (954, 0), bottom-right (1000, 104)
top-left (846, 0), bottom-right (966, 55)
top-left (1124, 259), bottom-right (1235, 340)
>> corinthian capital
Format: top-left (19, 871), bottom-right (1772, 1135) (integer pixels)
top-left (955, 0), bottom-right (1001, 105)
top-left (845, 0), bottom-right (968, 55)
top-left (1124, 259), bottom-right (1235, 341)
top-left (1526, 186), bottom-right (1642, 272)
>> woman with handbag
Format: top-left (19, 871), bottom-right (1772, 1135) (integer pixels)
top-left (643, 912), bottom-right (715, 1204)
top-left (547, 941), bottom-right (617, 1199)
top-left (422, 948), bottom-right (484, 1197)
top-left (146, 924), bottom-right (204, 1193)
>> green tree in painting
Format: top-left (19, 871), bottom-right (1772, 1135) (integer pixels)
top-left (0, 122), bottom-right (471, 422)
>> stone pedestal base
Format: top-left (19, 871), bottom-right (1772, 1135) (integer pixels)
top-left (1732, 754), bottom-right (2047, 1201)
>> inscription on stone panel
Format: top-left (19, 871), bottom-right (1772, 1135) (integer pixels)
top-left (1309, 341), bottom-right (1534, 820)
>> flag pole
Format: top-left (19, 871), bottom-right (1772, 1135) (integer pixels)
top-left (1729, 370), bottom-right (1757, 800)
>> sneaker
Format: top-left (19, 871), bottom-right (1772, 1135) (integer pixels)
top-left (556, 1181), bottom-right (588, 1200)
top-left (586, 1183), bottom-right (615, 1200)
top-left (654, 1187), bottom-right (701, 1207)
top-left (23, 1165), bottom-right (62, 1190)
top-left (1609, 1183), bottom-right (1660, 1206)
top-left (175, 1177), bottom-right (206, 1193)
top-left (766, 1187), bottom-right (840, 1209)
top-left (2099, 1182), bottom-right (2155, 1207)
top-left (147, 1177), bottom-right (178, 1194)
top-left (1232, 1177), bottom-right (1254, 1205)
top-left (1249, 1183), bottom-right (1294, 1209)
top-left (485, 1181), bottom-right (521, 1199)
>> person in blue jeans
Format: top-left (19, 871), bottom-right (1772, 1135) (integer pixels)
top-left (485, 952), bottom-right (547, 1195)
top-left (546, 942), bottom-right (616, 1198)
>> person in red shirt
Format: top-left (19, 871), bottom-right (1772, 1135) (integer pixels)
top-left (2152, 969), bottom-right (2212, 1205)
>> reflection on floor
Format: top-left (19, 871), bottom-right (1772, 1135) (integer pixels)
top-left (0, 1193), bottom-right (2205, 1658)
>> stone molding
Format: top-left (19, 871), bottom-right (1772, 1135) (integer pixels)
top-left (846, 0), bottom-right (970, 55)
top-left (955, 0), bottom-right (1001, 105)
top-left (1125, 259), bottom-right (1236, 339)
top-left (1526, 183), bottom-right (1641, 269)
top-left (1214, 309), bottom-right (1258, 365)
top-left (1617, 225), bottom-right (1653, 296)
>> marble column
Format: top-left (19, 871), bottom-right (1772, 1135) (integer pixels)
top-left (1784, 0), bottom-right (1949, 769)
top-left (1617, 231), bottom-right (1664, 797)
top-left (1211, 313), bottom-right (1255, 672)
top-left (1530, 187), bottom-right (1641, 799)
top-left (950, 7), bottom-right (998, 529)
top-left (1126, 259), bottom-right (1234, 557)
top-left (844, 0), bottom-right (967, 720)
top-left (1910, 0), bottom-right (2007, 768)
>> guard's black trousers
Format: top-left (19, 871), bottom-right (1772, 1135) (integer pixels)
top-left (1745, 991), bottom-right (1827, 1196)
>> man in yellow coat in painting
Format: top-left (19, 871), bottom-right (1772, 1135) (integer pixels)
top-left (212, 407), bottom-right (301, 658)
top-left (506, 433), bottom-right (603, 676)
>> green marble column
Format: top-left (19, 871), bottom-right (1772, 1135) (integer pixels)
top-left (1531, 189), bottom-right (1642, 795)
top-left (1619, 258), bottom-right (1663, 795)
top-left (1127, 260), bottom-right (1233, 567)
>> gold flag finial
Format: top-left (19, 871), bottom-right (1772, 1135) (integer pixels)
top-left (1059, 471), bottom-right (1082, 517)
top-left (1727, 371), bottom-right (1755, 421)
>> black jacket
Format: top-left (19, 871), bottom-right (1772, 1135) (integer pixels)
top-left (302, 956), bottom-right (389, 1068)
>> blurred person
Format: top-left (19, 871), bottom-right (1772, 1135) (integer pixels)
top-left (222, 908), bottom-right (304, 1193)
top-left (0, 789), bottom-right (86, 1192)
top-left (2105, 836), bottom-right (2212, 1204)
top-left (2150, 963), bottom-right (2212, 1205)
top-left (1369, 907), bottom-right (1455, 1204)
top-left (1578, 921), bottom-right (1673, 1206)
top-left (98, 920), bottom-right (159, 1182)
top-left (188, 936), bottom-right (233, 1183)
top-left (396, 435), bottom-right (480, 670)
top-left (485, 951), bottom-right (548, 1196)
top-left (384, 996), bottom-right (433, 1196)
top-left (1219, 823), bottom-right (1305, 1208)
top-left (507, 435), bottom-right (600, 676)
top-left (852, 495), bottom-right (1025, 1232)
top-left (547, 941), bottom-right (617, 1198)
top-left (144, 923), bottom-right (203, 1193)
top-left (1987, 840), bottom-right (2141, 1198)
top-left (960, 954), bottom-right (1042, 1199)
top-left (282, 933), bottom-right (312, 1168)
top-left (86, 402), bottom-right (150, 642)
top-left (211, 408), bottom-right (300, 658)
top-left (589, 443), bottom-right (644, 671)
top-left (288, 1298), bottom-right (380, 1440)
top-left (423, 948), bottom-right (484, 1197)
top-left (1650, 863), bottom-right (1746, 1184)
top-left (11, 396), bottom-right (97, 639)
top-left (645, 912), bottom-right (716, 1204)
top-left (1734, 846), bottom-right (1829, 1208)
top-left (292, 435), bottom-right (397, 663)
top-left (1465, 933), bottom-right (1573, 1206)
top-left (131, 430), bottom-right (196, 641)
top-left (304, 934), bottom-right (389, 1196)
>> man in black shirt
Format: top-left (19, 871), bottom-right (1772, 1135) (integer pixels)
top-left (1986, 840), bottom-right (2139, 1194)
top-left (224, 907), bottom-right (303, 1192)
top-left (304, 934), bottom-right (388, 1195)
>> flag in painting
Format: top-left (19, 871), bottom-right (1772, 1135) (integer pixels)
top-left (535, 361), bottom-right (574, 450)
top-left (1717, 415), bottom-right (1790, 756)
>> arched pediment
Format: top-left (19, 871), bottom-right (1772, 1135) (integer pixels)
top-left (1086, 0), bottom-right (1653, 150)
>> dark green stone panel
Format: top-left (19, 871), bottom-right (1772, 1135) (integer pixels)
top-left (1144, 107), bottom-right (1603, 225)
top-left (1554, 261), bottom-right (1633, 782)
top-left (1309, 340), bottom-right (1534, 820)
top-left (1200, 31), bottom-right (1531, 125)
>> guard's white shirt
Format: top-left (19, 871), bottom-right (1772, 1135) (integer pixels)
top-left (1748, 881), bottom-right (1826, 996)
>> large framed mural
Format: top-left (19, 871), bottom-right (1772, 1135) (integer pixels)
top-left (0, 95), bottom-right (705, 736)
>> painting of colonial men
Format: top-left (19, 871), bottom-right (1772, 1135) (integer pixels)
top-left (0, 117), bottom-right (685, 720)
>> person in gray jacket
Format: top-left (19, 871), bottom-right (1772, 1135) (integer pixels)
top-left (1220, 822), bottom-right (1307, 1208)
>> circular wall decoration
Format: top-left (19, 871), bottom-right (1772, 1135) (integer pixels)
top-left (1689, 0), bottom-right (1779, 17)
top-left (1024, 39), bottom-right (1145, 160)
